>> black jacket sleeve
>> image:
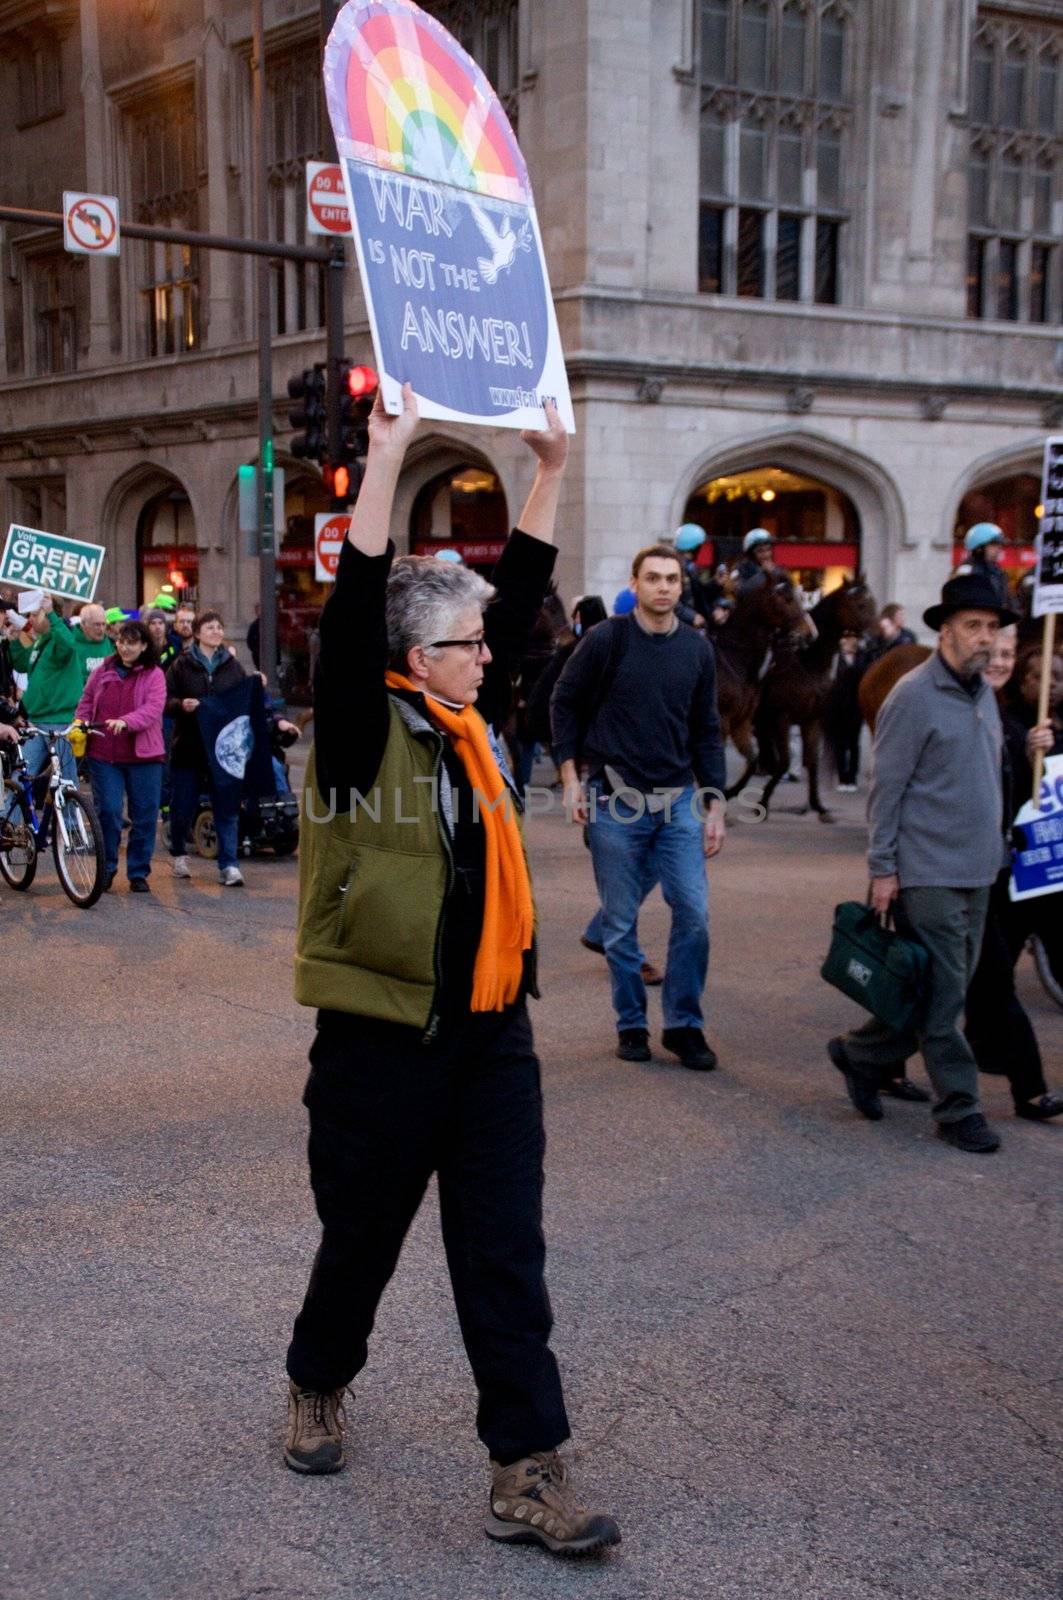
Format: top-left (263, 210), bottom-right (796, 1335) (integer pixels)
top-left (548, 621), bottom-right (614, 767)
top-left (689, 641), bottom-right (727, 795)
top-left (475, 529), bottom-right (559, 733)
top-left (313, 538), bottom-right (393, 807)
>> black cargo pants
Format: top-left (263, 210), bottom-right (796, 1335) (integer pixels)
top-left (286, 1002), bottom-right (570, 1465)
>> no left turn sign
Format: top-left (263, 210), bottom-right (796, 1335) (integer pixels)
top-left (315, 513), bottom-right (349, 582)
top-left (63, 191), bottom-right (120, 256)
top-left (306, 162), bottom-right (351, 237)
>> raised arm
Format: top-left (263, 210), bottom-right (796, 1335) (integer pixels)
top-left (515, 399), bottom-right (568, 545)
top-left (314, 384), bottom-right (419, 805)
top-left (345, 383), bottom-right (419, 557)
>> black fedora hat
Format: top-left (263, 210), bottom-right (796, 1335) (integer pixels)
top-left (923, 572), bottom-right (1020, 631)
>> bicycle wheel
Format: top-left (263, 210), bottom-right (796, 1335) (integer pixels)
top-left (193, 807), bottom-right (218, 860)
top-left (1030, 934), bottom-right (1063, 1011)
top-left (52, 790), bottom-right (106, 908)
top-left (0, 794), bottom-right (38, 891)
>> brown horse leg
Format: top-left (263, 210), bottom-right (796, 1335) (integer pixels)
top-left (757, 716), bottom-right (790, 817)
top-left (801, 722), bottom-right (833, 821)
top-left (725, 719), bottom-right (759, 800)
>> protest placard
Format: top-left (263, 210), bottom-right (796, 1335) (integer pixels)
top-left (323, 0), bottom-right (573, 433)
top-left (1010, 753), bottom-right (1063, 901)
top-left (0, 525), bottom-right (106, 602)
top-left (1032, 436), bottom-right (1063, 617)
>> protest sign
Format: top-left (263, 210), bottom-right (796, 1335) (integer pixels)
top-left (1029, 437), bottom-right (1063, 798)
top-left (1032, 436), bottom-right (1063, 617)
top-left (1010, 753), bottom-right (1063, 901)
top-left (323, 0), bottom-right (573, 433)
top-left (0, 525), bottom-right (106, 602)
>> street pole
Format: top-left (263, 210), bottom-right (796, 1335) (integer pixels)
top-left (252, 0), bottom-right (278, 693)
top-left (321, 0), bottom-right (346, 493)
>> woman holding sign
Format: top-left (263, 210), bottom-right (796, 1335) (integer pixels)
top-left (284, 387), bottom-right (620, 1559)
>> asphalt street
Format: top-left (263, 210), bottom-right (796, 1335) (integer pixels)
top-left (1, 774), bottom-right (1060, 1600)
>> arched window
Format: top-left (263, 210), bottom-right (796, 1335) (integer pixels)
top-left (697, 0), bottom-right (852, 304)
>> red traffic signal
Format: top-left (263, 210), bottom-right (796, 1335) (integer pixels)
top-left (345, 364), bottom-right (378, 399)
top-left (324, 463), bottom-right (351, 499)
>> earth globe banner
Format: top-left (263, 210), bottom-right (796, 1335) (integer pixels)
top-left (323, 0), bottom-right (574, 432)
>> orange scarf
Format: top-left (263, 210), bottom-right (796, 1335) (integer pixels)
top-left (385, 672), bottom-right (534, 1011)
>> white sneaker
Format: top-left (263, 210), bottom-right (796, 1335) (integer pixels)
top-left (220, 866), bottom-right (245, 887)
top-left (172, 855), bottom-right (192, 878)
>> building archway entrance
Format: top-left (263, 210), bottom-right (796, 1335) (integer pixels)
top-left (682, 464), bottom-right (861, 605)
top-left (953, 471), bottom-right (1039, 587)
top-left (410, 462), bottom-right (509, 576)
top-left (136, 479), bottom-right (198, 609)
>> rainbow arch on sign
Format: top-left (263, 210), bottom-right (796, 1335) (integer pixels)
top-left (324, 0), bottom-right (530, 204)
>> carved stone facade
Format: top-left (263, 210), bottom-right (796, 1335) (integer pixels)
top-left (0, 0), bottom-right (1060, 682)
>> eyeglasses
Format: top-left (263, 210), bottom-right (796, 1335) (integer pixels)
top-left (429, 635), bottom-right (488, 657)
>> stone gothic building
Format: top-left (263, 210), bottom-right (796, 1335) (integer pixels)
top-left (1, 0), bottom-right (1060, 695)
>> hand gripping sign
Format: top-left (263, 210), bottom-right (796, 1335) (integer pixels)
top-left (323, 0), bottom-right (574, 433)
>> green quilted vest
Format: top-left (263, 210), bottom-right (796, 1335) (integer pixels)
top-left (294, 701), bottom-right (450, 1029)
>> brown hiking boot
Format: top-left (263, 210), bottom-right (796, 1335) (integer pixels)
top-left (284, 1380), bottom-right (348, 1474)
top-left (486, 1451), bottom-right (621, 1557)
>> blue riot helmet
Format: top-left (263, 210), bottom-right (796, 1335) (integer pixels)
top-left (674, 523), bottom-right (707, 553)
top-left (964, 522), bottom-right (1005, 554)
top-left (743, 528), bottom-right (773, 553)
top-left (433, 548), bottom-right (464, 564)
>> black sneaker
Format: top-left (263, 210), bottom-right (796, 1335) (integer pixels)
top-left (1015, 1092), bottom-right (1063, 1121)
top-left (616, 1028), bottom-right (650, 1062)
top-left (882, 1076), bottom-right (930, 1103)
top-left (129, 878), bottom-right (150, 894)
top-left (936, 1113), bottom-right (1001, 1153)
top-left (828, 1037), bottom-right (883, 1121)
top-left (661, 1027), bottom-right (717, 1071)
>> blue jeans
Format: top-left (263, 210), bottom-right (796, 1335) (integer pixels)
top-left (583, 861), bottom-right (658, 965)
top-left (587, 783), bottom-right (709, 1033)
top-left (3, 725), bottom-right (76, 818)
top-left (168, 766), bottom-right (240, 872)
top-left (87, 760), bottom-right (163, 881)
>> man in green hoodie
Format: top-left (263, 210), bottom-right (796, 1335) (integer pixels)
top-left (72, 603), bottom-right (115, 682)
top-left (6, 596), bottom-right (82, 794)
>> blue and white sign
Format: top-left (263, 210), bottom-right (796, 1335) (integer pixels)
top-left (1010, 752), bottom-right (1063, 901)
top-left (342, 161), bottom-right (574, 432)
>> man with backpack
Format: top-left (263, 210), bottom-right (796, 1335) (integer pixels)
top-left (550, 544), bottom-right (726, 1068)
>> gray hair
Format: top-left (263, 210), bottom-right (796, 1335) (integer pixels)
top-left (386, 556), bottom-right (495, 669)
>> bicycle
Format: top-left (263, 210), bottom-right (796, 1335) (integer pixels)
top-left (0, 724), bottom-right (107, 908)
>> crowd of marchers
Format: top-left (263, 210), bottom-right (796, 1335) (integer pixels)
top-left (0, 592), bottom-right (299, 891)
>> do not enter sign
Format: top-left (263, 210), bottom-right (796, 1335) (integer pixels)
top-left (306, 162), bottom-right (352, 236)
top-left (315, 513), bottom-right (348, 582)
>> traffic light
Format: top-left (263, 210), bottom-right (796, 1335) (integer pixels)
top-left (323, 463), bottom-right (351, 499)
top-left (287, 364), bottom-right (327, 461)
top-left (339, 362), bottom-right (378, 472)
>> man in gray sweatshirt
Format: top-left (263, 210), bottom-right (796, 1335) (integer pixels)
top-left (829, 572), bottom-right (1019, 1154)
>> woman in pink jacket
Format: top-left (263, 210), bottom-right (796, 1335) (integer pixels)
top-left (76, 619), bottom-right (166, 893)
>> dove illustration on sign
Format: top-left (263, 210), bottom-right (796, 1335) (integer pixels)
top-left (323, 0), bottom-right (574, 433)
top-left (469, 204), bottom-right (532, 284)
